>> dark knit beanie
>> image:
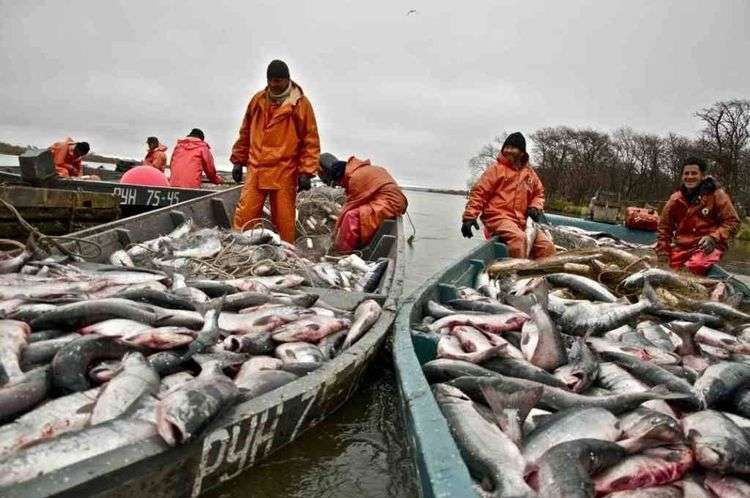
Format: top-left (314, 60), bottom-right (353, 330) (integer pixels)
top-left (502, 132), bottom-right (526, 153)
top-left (188, 128), bottom-right (205, 140)
top-left (267, 60), bottom-right (290, 80)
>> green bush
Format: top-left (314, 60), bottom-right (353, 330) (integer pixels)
top-left (738, 222), bottom-right (750, 241)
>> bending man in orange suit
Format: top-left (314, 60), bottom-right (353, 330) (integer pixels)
top-left (230, 60), bottom-right (320, 242)
top-left (461, 132), bottom-right (555, 259)
top-left (319, 153), bottom-right (408, 252)
top-left (49, 138), bottom-right (90, 178)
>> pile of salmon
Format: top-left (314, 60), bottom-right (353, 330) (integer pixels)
top-left (110, 219), bottom-right (389, 292)
top-left (0, 222), bottom-right (383, 489)
top-left (418, 246), bottom-right (750, 497)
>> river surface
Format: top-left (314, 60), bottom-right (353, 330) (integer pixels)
top-left (208, 190), bottom-right (749, 498)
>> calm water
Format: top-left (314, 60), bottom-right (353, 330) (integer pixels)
top-left (209, 190), bottom-right (748, 498)
top-left (208, 191), bottom-right (478, 498)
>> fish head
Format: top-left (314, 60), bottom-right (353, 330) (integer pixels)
top-left (432, 383), bottom-right (471, 404)
top-left (627, 413), bottom-right (682, 443)
top-left (552, 365), bottom-right (588, 392)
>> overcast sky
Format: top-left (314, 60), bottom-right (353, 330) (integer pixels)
top-left (1, 0), bottom-right (748, 188)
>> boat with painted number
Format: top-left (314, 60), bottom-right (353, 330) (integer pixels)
top-left (3, 185), bottom-right (405, 498)
top-left (393, 213), bottom-right (750, 498)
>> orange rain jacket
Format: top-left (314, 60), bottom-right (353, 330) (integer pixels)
top-left (169, 137), bottom-right (221, 189)
top-left (338, 157), bottom-right (408, 247)
top-left (462, 154), bottom-right (545, 233)
top-left (143, 144), bottom-right (168, 171)
top-left (656, 177), bottom-right (740, 257)
top-left (230, 82), bottom-right (320, 190)
top-left (49, 138), bottom-right (83, 177)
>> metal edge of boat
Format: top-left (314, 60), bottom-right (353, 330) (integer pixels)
top-left (392, 214), bottom-right (750, 498)
top-left (393, 239), bottom-right (503, 498)
top-left (3, 185), bottom-right (406, 498)
top-left (0, 169), bottom-right (214, 210)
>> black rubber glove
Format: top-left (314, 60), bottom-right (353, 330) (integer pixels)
top-left (461, 219), bottom-right (479, 238)
top-left (297, 173), bottom-right (312, 192)
top-left (698, 235), bottom-right (716, 254)
top-left (232, 164), bottom-right (244, 183)
top-left (527, 207), bottom-right (542, 222)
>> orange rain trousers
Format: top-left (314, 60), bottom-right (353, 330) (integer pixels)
top-left (489, 219), bottom-right (556, 259)
top-left (233, 174), bottom-right (297, 242)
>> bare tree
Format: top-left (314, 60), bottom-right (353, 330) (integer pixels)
top-left (696, 99), bottom-right (750, 188)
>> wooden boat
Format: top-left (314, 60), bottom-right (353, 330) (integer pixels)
top-left (5, 185), bottom-right (405, 498)
top-left (393, 213), bottom-right (750, 498)
top-left (0, 184), bottom-right (120, 239)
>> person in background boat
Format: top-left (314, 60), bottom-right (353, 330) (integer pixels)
top-left (656, 157), bottom-right (740, 275)
top-left (319, 153), bottom-right (408, 252)
top-left (120, 164), bottom-right (170, 187)
top-left (49, 138), bottom-right (100, 180)
top-left (230, 59), bottom-right (320, 242)
top-left (460, 132), bottom-right (555, 259)
top-left (169, 128), bottom-right (222, 189)
top-left (143, 136), bottom-right (168, 172)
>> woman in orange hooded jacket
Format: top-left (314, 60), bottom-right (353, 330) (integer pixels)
top-left (319, 153), bottom-right (408, 252)
top-left (143, 136), bottom-right (168, 172)
top-left (656, 157), bottom-right (740, 275)
top-left (461, 132), bottom-right (555, 259)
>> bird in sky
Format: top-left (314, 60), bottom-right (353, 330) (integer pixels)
top-left (406, 9), bottom-right (417, 15)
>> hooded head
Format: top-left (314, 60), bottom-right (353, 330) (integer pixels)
top-left (319, 153), bottom-right (347, 186)
top-left (500, 132), bottom-right (528, 166)
top-left (73, 142), bottom-right (90, 158)
top-left (267, 59), bottom-right (291, 96)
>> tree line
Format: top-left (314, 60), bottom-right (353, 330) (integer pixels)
top-left (467, 99), bottom-right (750, 213)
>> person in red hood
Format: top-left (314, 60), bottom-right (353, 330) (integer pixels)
top-left (319, 153), bottom-right (408, 252)
top-left (49, 138), bottom-right (89, 178)
top-left (461, 132), bottom-right (555, 259)
top-left (169, 128), bottom-right (222, 189)
top-left (143, 136), bottom-right (168, 172)
top-left (656, 157), bottom-right (740, 275)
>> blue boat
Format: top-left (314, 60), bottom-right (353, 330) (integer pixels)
top-left (393, 213), bottom-right (750, 498)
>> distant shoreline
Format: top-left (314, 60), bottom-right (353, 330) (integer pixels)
top-left (401, 185), bottom-right (467, 196)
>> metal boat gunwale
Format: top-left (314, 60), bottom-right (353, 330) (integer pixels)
top-left (3, 185), bottom-right (405, 498)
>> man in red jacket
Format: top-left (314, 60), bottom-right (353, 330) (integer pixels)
top-left (656, 157), bottom-right (740, 275)
top-left (319, 153), bottom-right (408, 252)
top-left (461, 132), bottom-right (555, 259)
top-left (169, 129), bottom-right (222, 189)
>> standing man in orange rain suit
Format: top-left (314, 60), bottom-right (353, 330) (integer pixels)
top-left (169, 128), bottom-right (222, 189)
top-left (319, 153), bottom-right (408, 252)
top-left (143, 136), bottom-right (168, 172)
top-left (461, 132), bottom-right (555, 259)
top-left (230, 60), bottom-right (320, 242)
top-left (656, 157), bottom-right (740, 275)
top-left (49, 138), bottom-right (90, 178)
